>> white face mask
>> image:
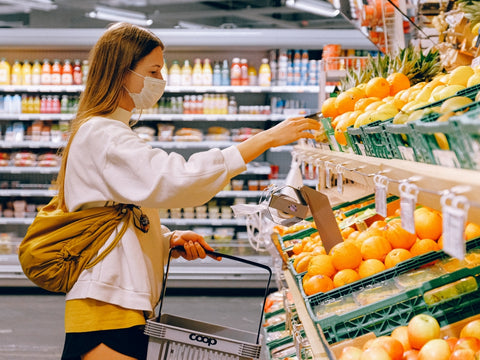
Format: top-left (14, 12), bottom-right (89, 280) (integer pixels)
top-left (126, 70), bottom-right (166, 110)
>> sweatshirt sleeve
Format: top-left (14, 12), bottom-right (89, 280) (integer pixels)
top-left (66, 118), bottom-right (247, 210)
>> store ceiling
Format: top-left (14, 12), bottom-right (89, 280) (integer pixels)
top-left (0, 0), bottom-right (356, 30)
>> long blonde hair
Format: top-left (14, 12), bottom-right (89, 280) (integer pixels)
top-left (56, 22), bottom-right (164, 209)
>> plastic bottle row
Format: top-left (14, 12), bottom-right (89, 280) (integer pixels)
top-left (0, 58), bottom-right (88, 86)
top-left (0, 94), bottom-right (78, 114)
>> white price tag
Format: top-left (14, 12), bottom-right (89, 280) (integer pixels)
top-left (399, 182), bottom-right (418, 234)
top-left (301, 160), bottom-right (306, 177)
top-left (336, 164), bottom-right (344, 194)
top-left (325, 162), bottom-right (332, 189)
top-left (398, 146), bottom-right (415, 161)
top-left (441, 193), bottom-right (469, 260)
top-left (374, 174), bottom-right (388, 217)
top-left (328, 134), bottom-right (340, 152)
top-left (357, 143), bottom-right (366, 156)
top-left (432, 149), bottom-right (460, 168)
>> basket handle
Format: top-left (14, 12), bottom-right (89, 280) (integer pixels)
top-left (155, 246), bottom-right (273, 345)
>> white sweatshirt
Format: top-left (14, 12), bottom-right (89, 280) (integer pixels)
top-left (64, 107), bottom-right (246, 315)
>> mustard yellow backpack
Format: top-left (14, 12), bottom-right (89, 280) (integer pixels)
top-left (18, 196), bottom-right (133, 293)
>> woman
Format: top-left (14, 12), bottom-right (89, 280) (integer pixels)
top-left (59, 22), bottom-right (319, 360)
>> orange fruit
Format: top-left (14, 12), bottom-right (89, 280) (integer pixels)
top-left (348, 86), bottom-right (366, 99)
top-left (333, 268), bottom-right (360, 288)
top-left (365, 77), bottom-right (391, 99)
top-left (414, 207), bottom-right (442, 240)
top-left (359, 346), bottom-right (392, 360)
top-left (361, 235), bottom-right (392, 261)
top-left (387, 72), bottom-right (411, 96)
top-left (465, 222), bottom-right (480, 240)
top-left (369, 220), bottom-right (387, 230)
top-left (354, 97), bottom-right (381, 111)
top-left (384, 219), bottom-right (417, 249)
top-left (384, 248), bottom-right (412, 269)
top-left (291, 242), bottom-right (304, 255)
top-left (294, 253), bottom-right (313, 273)
top-left (356, 228), bottom-right (386, 244)
top-left (321, 96), bottom-right (338, 119)
top-left (303, 274), bottom-right (334, 296)
top-left (329, 242), bottom-right (363, 270)
top-left (307, 254), bottom-right (336, 278)
top-left (358, 259), bottom-right (386, 278)
top-left (335, 91), bottom-right (362, 115)
top-left (334, 111), bottom-right (358, 145)
top-left (410, 238), bottom-right (440, 257)
top-left (341, 227), bottom-right (356, 239)
top-left (391, 326), bottom-right (412, 351)
top-left (370, 336), bottom-right (404, 360)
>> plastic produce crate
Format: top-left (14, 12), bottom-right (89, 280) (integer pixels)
top-left (384, 122), bottom-right (422, 162)
top-left (451, 107), bottom-right (480, 170)
top-left (361, 119), bottom-right (396, 159)
top-left (346, 125), bottom-right (369, 156)
top-left (313, 262), bottom-right (480, 345)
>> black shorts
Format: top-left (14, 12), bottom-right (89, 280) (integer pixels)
top-left (61, 325), bottom-right (149, 360)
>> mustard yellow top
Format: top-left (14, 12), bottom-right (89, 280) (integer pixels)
top-left (65, 298), bottom-right (145, 333)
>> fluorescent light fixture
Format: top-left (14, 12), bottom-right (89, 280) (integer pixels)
top-left (286, 0), bottom-right (340, 18)
top-left (0, 0), bottom-right (57, 11)
top-left (86, 5), bottom-right (153, 26)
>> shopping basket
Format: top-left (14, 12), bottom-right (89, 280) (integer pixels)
top-left (145, 247), bottom-right (272, 360)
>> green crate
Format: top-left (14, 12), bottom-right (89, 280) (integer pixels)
top-left (384, 122), bottom-right (420, 162)
top-left (362, 119), bottom-right (395, 159)
top-left (346, 125), bottom-right (369, 156)
top-left (305, 236), bottom-right (480, 318)
top-left (314, 263), bottom-right (480, 345)
top-left (452, 107), bottom-right (480, 170)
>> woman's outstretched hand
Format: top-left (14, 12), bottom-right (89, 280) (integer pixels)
top-left (169, 230), bottom-right (220, 261)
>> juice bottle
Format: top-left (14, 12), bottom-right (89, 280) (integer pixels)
top-left (240, 59), bottom-right (249, 86)
top-left (221, 59), bottom-right (230, 86)
top-left (11, 60), bottom-right (22, 86)
top-left (41, 59), bottom-right (52, 85)
top-left (31, 60), bottom-right (42, 86)
top-left (202, 58), bottom-right (213, 86)
top-left (61, 59), bottom-right (73, 85)
top-left (230, 58), bottom-right (241, 86)
top-left (168, 60), bottom-right (181, 86)
top-left (0, 58), bottom-right (11, 85)
top-left (191, 58), bottom-right (203, 86)
top-left (258, 58), bottom-right (271, 87)
top-left (73, 59), bottom-right (82, 85)
top-left (81, 60), bottom-right (89, 84)
top-left (22, 60), bottom-right (32, 86)
top-left (212, 61), bottom-right (221, 86)
top-left (248, 65), bottom-right (257, 86)
top-left (181, 59), bottom-right (192, 86)
top-left (51, 59), bottom-right (62, 85)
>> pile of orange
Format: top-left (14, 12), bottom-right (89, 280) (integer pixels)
top-left (285, 203), bottom-right (480, 297)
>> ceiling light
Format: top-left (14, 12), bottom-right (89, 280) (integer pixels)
top-left (86, 5), bottom-right (152, 27)
top-left (286, 0), bottom-right (340, 18)
top-left (0, 0), bottom-right (57, 11)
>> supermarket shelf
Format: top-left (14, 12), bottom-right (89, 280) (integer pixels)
top-left (0, 166), bottom-right (59, 174)
top-left (0, 114), bottom-right (74, 121)
top-left (0, 84), bottom-right (320, 94)
top-left (161, 218), bottom-right (246, 227)
top-left (0, 140), bottom-right (66, 149)
top-left (139, 113), bottom-right (286, 121)
top-left (0, 255), bottom-right (274, 289)
top-left (0, 189), bottom-right (56, 197)
top-left (293, 144), bottom-right (480, 223)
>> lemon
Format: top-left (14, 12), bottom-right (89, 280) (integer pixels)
top-left (472, 22), bottom-right (480, 35)
top-left (416, 86), bottom-right (433, 102)
top-left (467, 72), bottom-right (480, 87)
top-left (407, 109), bottom-right (425, 123)
top-left (392, 111), bottom-right (409, 124)
top-left (436, 85), bottom-right (466, 101)
top-left (369, 109), bottom-right (396, 122)
top-left (434, 133), bottom-right (450, 150)
top-left (448, 66), bottom-right (474, 87)
top-left (430, 85), bottom-right (446, 101)
top-left (364, 100), bottom-right (385, 112)
top-left (354, 111), bottom-right (374, 128)
top-left (376, 102), bottom-right (399, 116)
top-left (439, 96), bottom-right (473, 114)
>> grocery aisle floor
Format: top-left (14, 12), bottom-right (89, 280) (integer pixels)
top-left (0, 288), bottom-right (269, 360)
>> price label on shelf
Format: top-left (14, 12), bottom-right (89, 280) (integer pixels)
top-left (441, 192), bottom-right (469, 260)
top-left (325, 162), bottom-right (332, 189)
top-left (336, 164), bottom-right (343, 194)
top-left (374, 174), bottom-right (388, 217)
top-left (399, 182), bottom-right (418, 234)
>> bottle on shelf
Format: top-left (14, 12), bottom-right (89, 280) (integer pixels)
top-left (230, 57), bottom-right (241, 86)
top-left (258, 58), bottom-right (271, 87)
top-left (31, 60), bottom-right (42, 86)
top-left (202, 58), bottom-right (213, 86)
top-left (240, 58), bottom-right (249, 86)
top-left (0, 58), bottom-right (11, 85)
top-left (61, 59), bottom-right (73, 85)
top-left (168, 60), bottom-right (181, 86)
top-left (40, 59), bottom-right (52, 85)
top-left (277, 50), bottom-right (288, 86)
top-left (73, 59), bottom-right (82, 85)
top-left (248, 65), bottom-right (257, 86)
top-left (191, 58), bottom-right (203, 86)
top-left (181, 59), bottom-right (192, 86)
top-left (212, 61), bottom-right (221, 86)
top-left (228, 96), bottom-right (238, 114)
top-left (22, 60), bottom-right (32, 86)
top-left (221, 59), bottom-right (230, 86)
top-left (81, 60), bottom-right (89, 85)
top-left (10, 60), bottom-right (22, 86)
top-left (51, 59), bottom-right (62, 85)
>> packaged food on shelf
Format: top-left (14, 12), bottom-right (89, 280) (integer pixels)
top-left (174, 127), bottom-right (203, 142)
top-left (205, 126), bottom-right (230, 141)
top-left (156, 124), bottom-right (174, 141)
